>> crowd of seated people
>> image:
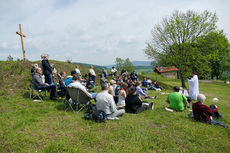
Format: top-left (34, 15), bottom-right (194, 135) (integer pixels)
top-left (142, 77), bottom-right (162, 91)
top-left (30, 55), bottom-right (227, 126)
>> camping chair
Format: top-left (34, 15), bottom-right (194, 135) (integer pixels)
top-left (57, 73), bottom-right (66, 88)
top-left (30, 81), bottom-right (46, 101)
top-left (64, 87), bottom-right (92, 113)
top-left (56, 73), bottom-right (67, 97)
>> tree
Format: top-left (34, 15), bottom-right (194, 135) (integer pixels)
top-left (197, 31), bottom-right (230, 79)
top-left (115, 57), bottom-right (134, 73)
top-left (145, 10), bottom-right (218, 87)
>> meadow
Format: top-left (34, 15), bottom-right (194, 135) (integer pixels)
top-left (0, 61), bottom-right (229, 153)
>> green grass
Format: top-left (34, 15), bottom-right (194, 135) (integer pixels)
top-left (0, 61), bottom-right (230, 152)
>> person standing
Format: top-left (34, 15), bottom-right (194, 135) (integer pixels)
top-left (111, 66), bottom-right (117, 77)
top-left (75, 65), bottom-right (81, 75)
top-left (41, 54), bottom-right (53, 85)
top-left (188, 72), bottom-right (199, 100)
top-left (89, 65), bottom-right (96, 83)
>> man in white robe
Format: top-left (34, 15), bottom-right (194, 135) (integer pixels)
top-left (188, 72), bottom-right (199, 100)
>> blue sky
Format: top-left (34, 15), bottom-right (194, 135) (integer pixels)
top-left (0, 0), bottom-right (229, 65)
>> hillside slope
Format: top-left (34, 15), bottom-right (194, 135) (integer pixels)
top-left (0, 61), bottom-right (100, 96)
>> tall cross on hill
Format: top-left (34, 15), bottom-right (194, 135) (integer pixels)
top-left (16, 24), bottom-right (26, 61)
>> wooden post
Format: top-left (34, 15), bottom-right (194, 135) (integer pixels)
top-left (16, 24), bottom-right (26, 61)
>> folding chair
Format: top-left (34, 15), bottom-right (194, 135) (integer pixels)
top-left (57, 73), bottom-right (66, 88)
top-left (30, 82), bottom-right (46, 101)
top-left (56, 73), bottom-right (67, 97)
top-left (65, 87), bottom-right (92, 113)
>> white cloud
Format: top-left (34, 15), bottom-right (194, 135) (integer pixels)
top-left (0, 0), bottom-right (229, 65)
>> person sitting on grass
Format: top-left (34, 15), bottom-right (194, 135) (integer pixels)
top-left (33, 67), bottom-right (57, 100)
top-left (96, 82), bottom-right (125, 119)
top-left (117, 82), bottom-right (128, 108)
top-left (166, 86), bottom-right (188, 111)
top-left (190, 94), bottom-right (227, 127)
top-left (82, 74), bottom-right (95, 89)
top-left (108, 80), bottom-right (116, 97)
top-left (135, 81), bottom-right (152, 99)
top-left (152, 80), bottom-right (162, 91)
top-left (125, 87), bottom-right (154, 114)
top-left (142, 77), bottom-right (148, 88)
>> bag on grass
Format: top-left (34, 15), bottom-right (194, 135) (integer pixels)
top-left (84, 102), bottom-right (107, 122)
top-left (92, 110), bottom-right (107, 123)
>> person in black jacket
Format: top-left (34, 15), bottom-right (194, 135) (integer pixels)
top-left (125, 87), bottom-right (154, 113)
top-left (41, 54), bottom-right (53, 85)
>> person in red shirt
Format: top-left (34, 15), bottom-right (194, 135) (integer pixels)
top-left (190, 94), bottom-right (227, 127)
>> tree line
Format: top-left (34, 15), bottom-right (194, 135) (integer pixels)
top-left (145, 10), bottom-right (230, 87)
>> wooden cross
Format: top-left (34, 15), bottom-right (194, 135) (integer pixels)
top-left (16, 24), bottom-right (26, 61)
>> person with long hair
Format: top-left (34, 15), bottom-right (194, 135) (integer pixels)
top-left (117, 82), bottom-right (128, 108)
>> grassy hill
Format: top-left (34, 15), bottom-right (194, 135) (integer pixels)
top-left (0, 61), bottom-right (230, 152)
top-left (0, 60), bottom-right (100, 96)
top-left (134, 66), bottom-right (153, 74)
top-left (73, 62), bottom-right (105, 70)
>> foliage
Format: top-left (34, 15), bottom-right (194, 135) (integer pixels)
top-left (197, 31), bottom-right (230, 79)
top-left (145, 10), bottom-right (218, 87)
top-left (115, 57), bottom-right (134, 72)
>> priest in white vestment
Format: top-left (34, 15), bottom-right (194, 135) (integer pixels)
top-left (188, 73), bottom-right (199, 100)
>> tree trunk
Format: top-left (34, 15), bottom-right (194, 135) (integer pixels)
top-left (211, 73), bottom-right (214, 80)
top-left (180, 72), bottom-right (186, 88)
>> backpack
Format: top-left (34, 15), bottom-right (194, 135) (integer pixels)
top-left (84, 102), bottom-right (107, 122)
top-left (92, 110), bottom-right (107, 122)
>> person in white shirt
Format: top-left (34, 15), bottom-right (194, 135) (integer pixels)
top-left (96, 82), bottom-right (125, 119)
top-left (117, 82), bottom-right (128, 108)
top-left (75, 65), bottom-right (81, 75)
top-left (111, 66), bottom-right (117, 77)
top-left (89, 65), bottom-right (96, 83)
top-left (188, 72), bottom-right (199, 100)
top-left (68, 74), bottom-right (97, 99)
